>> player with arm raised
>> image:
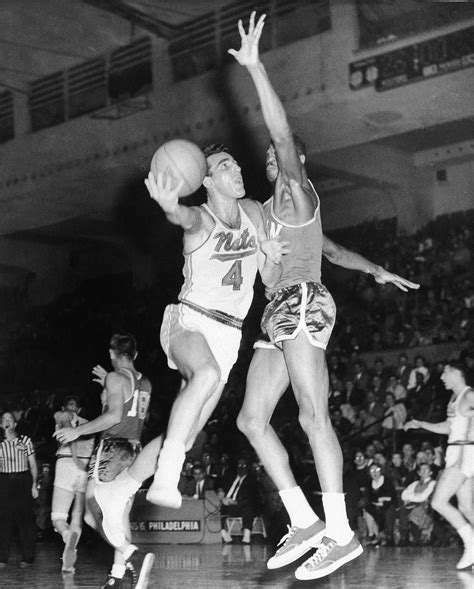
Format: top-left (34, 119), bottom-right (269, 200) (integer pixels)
top-left (229, 12), bottom-right (419, 580)
top-left (143, 144), bottom-right (287, 510)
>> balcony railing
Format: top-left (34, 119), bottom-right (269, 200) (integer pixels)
top-left (0, 90), bottom-right (14, 145)
top-left (169, 0), bottom-right (331, 82)
top-left (28, 37), bottom-right (152, 132)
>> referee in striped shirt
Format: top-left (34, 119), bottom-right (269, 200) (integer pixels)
top-left (0, 411), bottom-right (38, 568)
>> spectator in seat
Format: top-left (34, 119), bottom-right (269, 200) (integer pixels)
top-left (364, 463), bottom-right (398, 546)
top-left (219, 456), bottom-right (261, 544)
top-left (395, 353), bottom-right (411, 389)
top-left (352, 361), bottom-right (369, 394)
top-left (184, 464), bottom-right (215, 500)
top-left (398, 463), bottom-right (436, 545)
top-left (408, 355), bottom-right (429, 390)
top-left (423, 447), bottom-right (440, 479)
top-left (372, 357), bottom-right (389, 389)
top-left (386, 375), bottom-right (407, 402)
top-left (387, 451), bottom-right (409, 493)
top-left (214, 452), bottom-right (234, 491)
top-left (178, 458), bottom-right (195, 497)
top-left (331, 409), bottom-right (352, 439)
top-left (370, 375), bottom-right (385, 404)
top-left (382, 392), bottom-right (407, 451)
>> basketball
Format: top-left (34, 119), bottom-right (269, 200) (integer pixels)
top-left (150, 139), bottom-right (207, 198)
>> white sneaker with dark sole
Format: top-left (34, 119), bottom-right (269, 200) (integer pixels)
top-left (267, 519), bottom-right (325, 569)
top-left (295, 535), bottom-right (363, 580)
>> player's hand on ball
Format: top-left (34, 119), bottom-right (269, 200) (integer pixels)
top-left (92, 364), bottom-right (107, 386)
top-left (228, 11), bottom-right (266, 66)
top-left (145, 171), bottom-right (184, 215)
top-left (261, 235), bottom-right (290, 264)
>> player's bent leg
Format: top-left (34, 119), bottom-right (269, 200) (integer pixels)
top-left (96, 438), bottom-right (164, 549)
top-left (147, 330), bottom-right (221, 508)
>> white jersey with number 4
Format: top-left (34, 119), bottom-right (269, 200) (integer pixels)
top-left (178, 202), bottom-right (259, 321)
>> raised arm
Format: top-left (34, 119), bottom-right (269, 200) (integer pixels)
top-left (229, 13), bottom-right (310, 208)
top-left (322, 234), bottom-right (420, 292)
top-left (145, 171), bottom-right (203, 233)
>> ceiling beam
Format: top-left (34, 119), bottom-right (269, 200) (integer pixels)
top-left (82, 0), bottom-right (179, 39)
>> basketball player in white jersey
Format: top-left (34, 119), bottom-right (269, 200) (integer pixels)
top-left (51, 396), bottom-right (94, 574)
top-left (229, 12), bottom-right (420, 580)
top-left (405, 361), bottom-right (474, 569)
top-left (143, 145), bottom-right (288, 509)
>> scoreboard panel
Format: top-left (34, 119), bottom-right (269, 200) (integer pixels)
top-left (350, 26), bottom-right (474, 91)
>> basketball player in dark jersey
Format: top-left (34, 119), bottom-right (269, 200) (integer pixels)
top-left (229, 12), bottom-right (420, 580)
top-left (55, 333), bottom-right (158, 589)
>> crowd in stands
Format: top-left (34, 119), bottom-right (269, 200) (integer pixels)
top-left (0, 210), bottom-right (472, 550)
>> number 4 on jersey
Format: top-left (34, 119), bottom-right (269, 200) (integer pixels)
top-left (222, 260), bottom-right (243, 290)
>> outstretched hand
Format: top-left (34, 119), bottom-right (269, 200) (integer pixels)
top-left (144, 171), bottom-right (184, 215)
top-left (92, 364), bottom-right (107, 386)
top-left (261, 235), bottom-right (290, 265)
top-left (373, 267), bottom-right (420, 293)
top-left (228, 11), bottom-right (266, 66)
top-left (404, 419), bottom-right (422, 430)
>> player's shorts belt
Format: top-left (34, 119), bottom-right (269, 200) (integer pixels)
top-left (180, 299), bottom-right (243, 330)
top-left (56, 454), bottom-right (91, 460)
top-left (268, 281), bottom-right (320, 299)
top-left (447, 441), bottom-right (474, 446)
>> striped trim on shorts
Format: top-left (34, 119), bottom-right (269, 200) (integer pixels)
top-left (255, 282), bottom-right (336, 351)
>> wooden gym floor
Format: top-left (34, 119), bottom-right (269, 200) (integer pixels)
top-left (0, 538), bottom-right (471, 588)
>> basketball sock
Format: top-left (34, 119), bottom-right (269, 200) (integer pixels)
top-left (117, 469), bottom-right (141, 497)
top-left (111, 564), bottom-right (126, 579)
top-left (153, 438), bottom-right (186, 489)
top-left (122, 544), bottom-right (138, 562)
top-left (457, 524), bottom-right (473, 547)
top-left (322, 492), bottom-right (353, 545)
top-left (279, 486), bottom-right (319, 528)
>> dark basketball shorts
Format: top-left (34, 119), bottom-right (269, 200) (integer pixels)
top-left (88, 437), bottom-right (141, 483)
top-left (254, 282), bottom-right (336, 351)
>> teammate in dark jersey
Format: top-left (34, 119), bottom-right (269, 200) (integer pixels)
top-left (55, 333), bottom-right (157, 589)
top-left (229, 13), bottom-right (420, 580)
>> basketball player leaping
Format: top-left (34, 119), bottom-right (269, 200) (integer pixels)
top-left (229, 12), bottom-right (420, 580)
top-left (143, 144), bottom-right (288, 509)
top-left (405, 361), bottom-right (474, 570)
